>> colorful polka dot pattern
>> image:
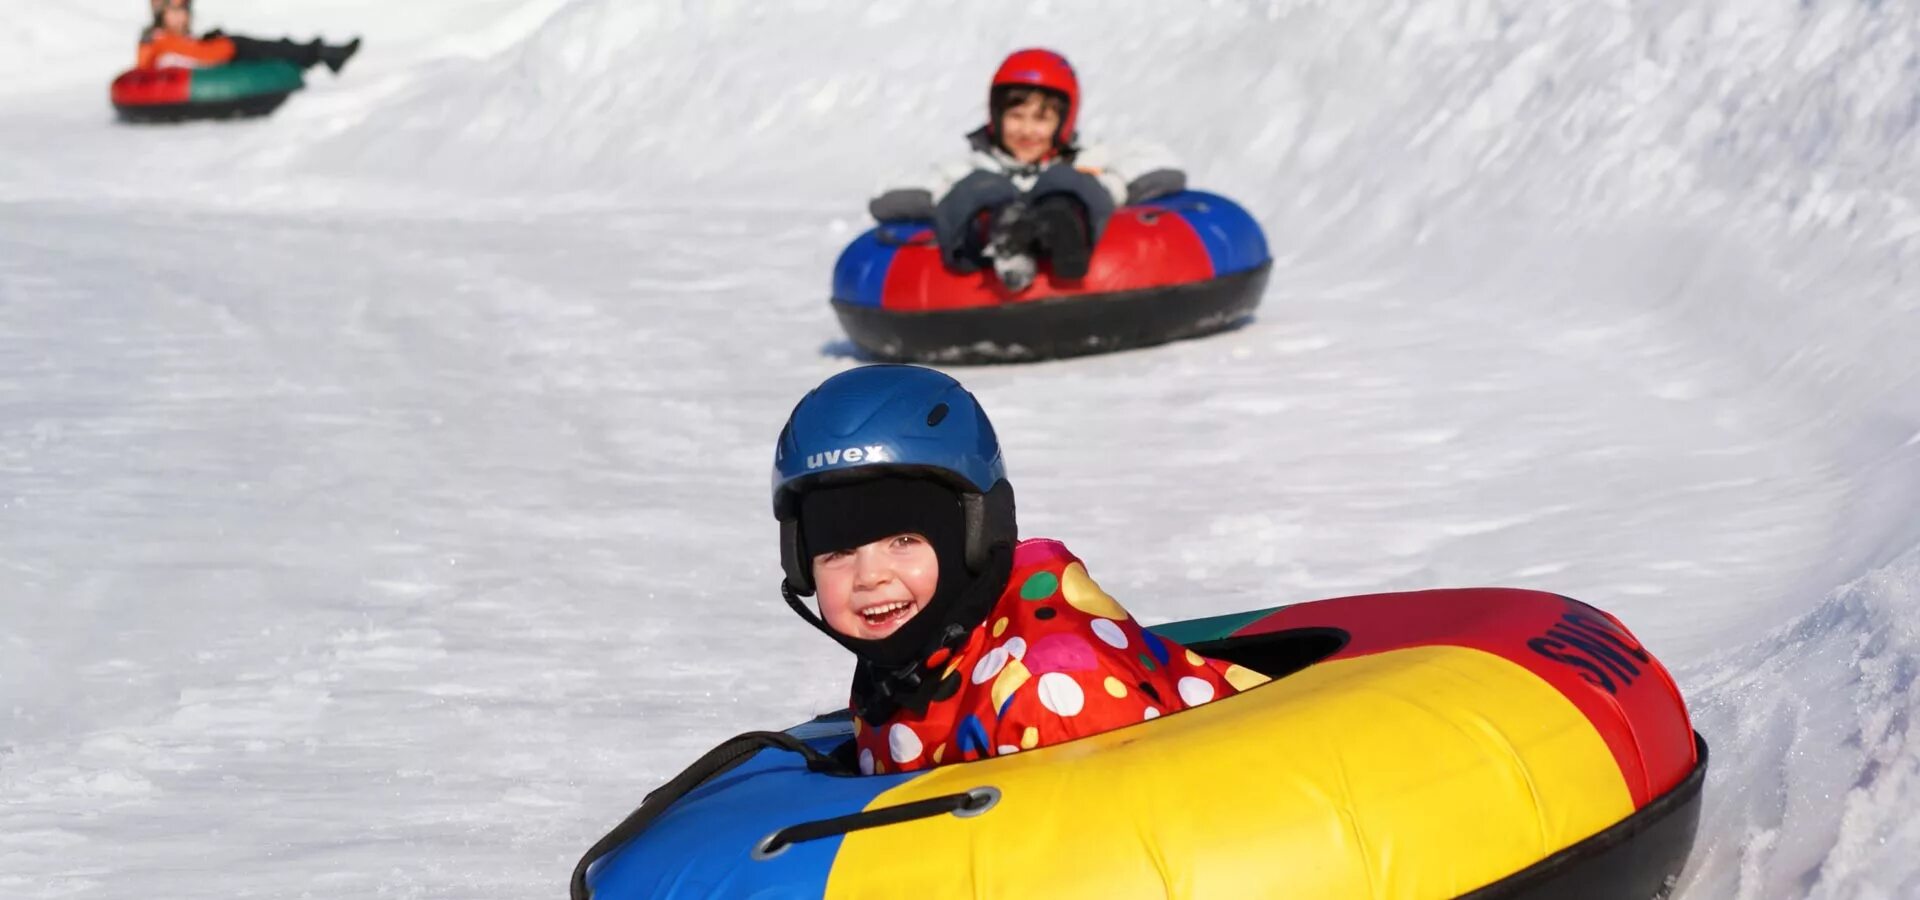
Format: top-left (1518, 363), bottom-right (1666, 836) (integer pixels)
top-left (991, 660), bottom-right (1032, 714)
top-left (1024, 632), bottom-right (1098, 675)
top-left (888, 723), bottom-right (922, 765)
top-left (1019, 571), bottom-right (1059, 600)
top-left (852, 538), bottom-right (1247, 774)
top-left (1060, 562), bottom-right (1130, 620)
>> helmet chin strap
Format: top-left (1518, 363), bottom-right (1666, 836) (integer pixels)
top-left (779, 579), bottom-right (854, 645)
top-left (780, 579), bottom-right (971, 721)
top-left (779, 543), bottom-right (1013, 721)
top-left (779, 579), bottom-right (945, 667)
top-left (848, 622), bottom-right (975, 723)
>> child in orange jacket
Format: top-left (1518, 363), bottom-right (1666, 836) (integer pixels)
top-left (137, 0), bottom-right (359, 74)
top-left (772, 365), bottom-right (1267, 773)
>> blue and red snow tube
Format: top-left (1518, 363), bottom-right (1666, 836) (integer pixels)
top-left (830, 190), bottom-right (1271, 363)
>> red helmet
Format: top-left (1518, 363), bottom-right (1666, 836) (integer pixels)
top-left (988, 48), bottom-right (1079, 148)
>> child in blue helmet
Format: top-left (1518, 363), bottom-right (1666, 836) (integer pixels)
top-left (775, 365), bottom-right (1265, 774)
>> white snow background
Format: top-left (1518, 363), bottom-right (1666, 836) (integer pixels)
top-left (3, 0), bottom-right (1919, 897)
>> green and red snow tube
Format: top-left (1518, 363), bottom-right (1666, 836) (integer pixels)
top-left (110, 61), bottom-right (304, 124)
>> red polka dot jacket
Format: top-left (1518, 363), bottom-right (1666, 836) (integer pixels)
top-left (851, 538), bottom-right (1265, 774)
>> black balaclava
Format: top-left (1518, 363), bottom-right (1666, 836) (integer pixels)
top-left (790, 476), bottom-right (1012, 720)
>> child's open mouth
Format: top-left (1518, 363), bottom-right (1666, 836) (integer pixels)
top-left (859, 600), bottom-right (917, 630)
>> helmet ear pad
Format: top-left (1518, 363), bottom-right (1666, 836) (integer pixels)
top-left (780, 517), bottom-right (812, 594)
top-left (780, 479), bottom-right (1016, 598)
top-left (965, 480), bottom-right (1017, 576)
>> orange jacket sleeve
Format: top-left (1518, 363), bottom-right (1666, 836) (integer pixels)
top-left (136, 31), bottom-right (236, 69)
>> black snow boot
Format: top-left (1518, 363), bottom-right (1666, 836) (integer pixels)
top-left (1031, 195), bottom-right (1092, 280)
top-left (321, 37), bottom-right (361, 74)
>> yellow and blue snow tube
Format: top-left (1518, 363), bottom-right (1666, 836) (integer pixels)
top-left (576, 588), bottom-right (1705, 899)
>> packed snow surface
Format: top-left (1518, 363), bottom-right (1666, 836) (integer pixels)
top-left (4, 0), bottom-right (1919, 897)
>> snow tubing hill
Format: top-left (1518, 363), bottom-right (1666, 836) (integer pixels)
top-left (110, 61), bottom-right (303, 123)
top-left (830, 190), bottom-right (1271, 363)
top-left (576, 588), bottom-right (1706, 899)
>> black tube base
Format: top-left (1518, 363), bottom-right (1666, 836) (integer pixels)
top-left (832, 262), bottom-right (1271, 365)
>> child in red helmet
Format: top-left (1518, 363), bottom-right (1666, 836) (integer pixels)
top-left (871, 49), bottom-right (1176, 292)
top-left (137, 0), bottom-right (360, 74)
top-left (775, 365), bottom-right (1267, 774)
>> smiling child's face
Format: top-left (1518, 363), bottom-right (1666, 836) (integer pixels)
top-left (813, 533), bottom-right (939, 640)
top-left (1000, 94), bottom-right (1062, 165)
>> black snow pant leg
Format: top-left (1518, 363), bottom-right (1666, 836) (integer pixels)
top-left (1027, 166), bottom-right (1116, 242)
top-left (934, 170), bottom-right (1022, 273)
top-left (227, 35), bottom-right (323, 70)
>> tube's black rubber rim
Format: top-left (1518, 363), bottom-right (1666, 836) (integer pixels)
top-left (1459, 732), bottom-right (1710, 900)
top-left (113, 91), bottom-right (294, 124)
top-left (831, 261), bottom-right (1271, 364)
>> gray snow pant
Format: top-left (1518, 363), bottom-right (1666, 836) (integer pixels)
top-left (932, 167), bottom-right (1117, 273)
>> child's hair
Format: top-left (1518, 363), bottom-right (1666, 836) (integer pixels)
top-left (150, 0), bottom-right (189, 30)
top-left (990, 85), bottom-right (1069, 129)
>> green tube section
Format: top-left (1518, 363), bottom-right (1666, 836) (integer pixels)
top-left (1148, 604), bottom-right (1286, 645)
top-left (187, 60), bottom-right (304, 103)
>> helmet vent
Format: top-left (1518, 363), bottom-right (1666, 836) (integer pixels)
top-left (926, 403), bottom-right (949, 427)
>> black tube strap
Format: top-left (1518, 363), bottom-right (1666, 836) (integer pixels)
top-left (753, 787), bottom-right (1001, 860)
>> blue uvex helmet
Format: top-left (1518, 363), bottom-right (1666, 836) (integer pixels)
top-left (774, 365), bottom-right (1016, 595)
